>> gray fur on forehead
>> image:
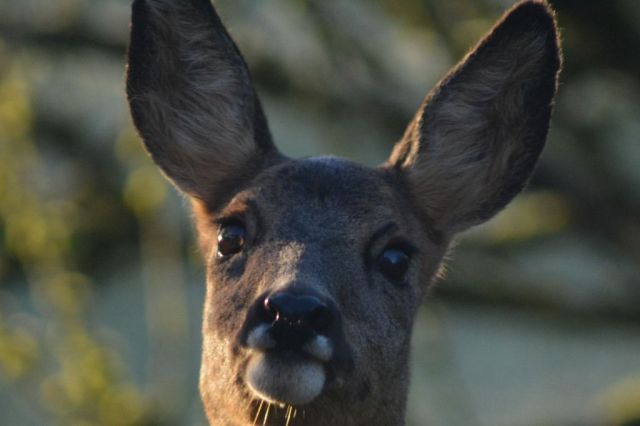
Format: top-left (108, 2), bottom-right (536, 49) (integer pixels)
top-left (255, 157), bottom-right (391, 205)
top-left (235, 157), bottom-right (400, 242)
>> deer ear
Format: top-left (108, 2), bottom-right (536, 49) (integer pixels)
top-left (385, 0), bottom-right (561, 234)
top-left (126, 0), bottom-right (278, 202)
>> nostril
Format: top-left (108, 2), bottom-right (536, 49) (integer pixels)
top-left (263, 296), bottom-right (278, 323)
top-left (263, 293), bottom-right (332, 334)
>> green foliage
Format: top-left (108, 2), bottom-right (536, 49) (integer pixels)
top-left (0, 60), bottom-right (147, 425)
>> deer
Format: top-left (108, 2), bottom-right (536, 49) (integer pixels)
top-left (125, 0), bottom-right (561, 424)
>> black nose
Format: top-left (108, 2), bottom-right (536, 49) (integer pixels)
top-left (264, 292), bottom-right (332, 336)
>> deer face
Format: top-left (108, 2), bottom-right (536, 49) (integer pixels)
top-left (126, 0), bottom-right (560, 424)
top-left (195, 157), bottom-right (448, 423)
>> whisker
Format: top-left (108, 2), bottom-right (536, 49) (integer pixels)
top-left (285, 405), bottom-right (293, 426)
top-left (253, 400), bottom-right (264, 426)
top-left (262, 402), bottom-right (271, 425)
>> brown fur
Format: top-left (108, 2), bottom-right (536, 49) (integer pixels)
top-left (126, 1), bottom-right (561, 424)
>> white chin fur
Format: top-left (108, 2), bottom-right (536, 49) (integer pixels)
top-left (246, 352), bottom-right (325, 406)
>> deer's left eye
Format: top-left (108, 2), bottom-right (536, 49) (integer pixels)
top-left (217, 222), bottom-right (246, 257)
top-left (378, 247), bottom-right (410, 282)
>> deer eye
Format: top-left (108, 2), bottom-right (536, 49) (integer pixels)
top-left (217, 221), bottom-right (246, 257)
top-left (378, 247), bottom-right (410, 283)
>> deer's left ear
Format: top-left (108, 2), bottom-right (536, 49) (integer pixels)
top-left (384, 0), bottom-right (561, 234)
top-left (126, 0), bottom-right (278, 203)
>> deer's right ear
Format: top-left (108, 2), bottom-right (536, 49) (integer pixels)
top-left (126, 0), bottom-right (278, 201)
top-left (384, 0), bottom-right (561, 234)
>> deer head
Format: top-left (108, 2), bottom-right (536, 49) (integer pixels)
top-left (126, 0), bottom-right (561, 424)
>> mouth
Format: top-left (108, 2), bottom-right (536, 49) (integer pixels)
top-left (246, 351), bottom-right (325, 406)
top-left (244, 324), bottom-right (334, 406)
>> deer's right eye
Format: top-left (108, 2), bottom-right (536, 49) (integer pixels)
top-left (217, 222), bottom-right (246, 257)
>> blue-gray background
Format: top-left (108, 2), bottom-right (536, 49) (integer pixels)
top-left (1, 0), bottom-right (639, 425)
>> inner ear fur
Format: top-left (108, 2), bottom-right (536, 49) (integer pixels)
top-left (126, 0), bottom-right (279, 203)
top-left (385, 0), bottom-right (562, 234)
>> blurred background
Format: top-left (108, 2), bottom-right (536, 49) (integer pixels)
top-left (1, 0), bottom-right (639, 425)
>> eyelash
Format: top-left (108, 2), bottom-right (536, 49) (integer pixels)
top-left (215, 214), bottom-right (244, 227)
top-left (379, 238), bottom-right (417, 256)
